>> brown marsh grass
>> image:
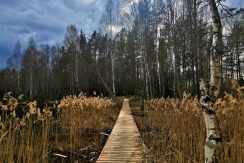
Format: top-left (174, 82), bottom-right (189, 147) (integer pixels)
top-left (131, 83), bottom-right (244, 163)
top-left (0, 92), bottom-right (119, 163)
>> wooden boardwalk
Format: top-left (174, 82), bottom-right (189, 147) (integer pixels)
top-left (96, 99), bottom-right (147, 163)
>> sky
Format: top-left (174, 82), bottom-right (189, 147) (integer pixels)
top-left (0, 0), bottom-right (243, 68)
top-left (0, 0), bottom-right (106, 67)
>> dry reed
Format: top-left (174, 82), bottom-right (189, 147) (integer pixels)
top-left (131, 81), bottom-right (244, 163)
top-left (0, 92), bottom-right (119, 163)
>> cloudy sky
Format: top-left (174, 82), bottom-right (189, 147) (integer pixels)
top-left (0, 0), bottom-right (106, 67)
top-left (0, 0), bottom-right (243, 68)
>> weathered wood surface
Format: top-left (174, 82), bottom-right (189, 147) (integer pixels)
top-left (96, 99), bottom-right (147, 163)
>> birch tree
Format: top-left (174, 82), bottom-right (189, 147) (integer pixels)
top-left (21, 38), bottom-right (38, 99)
top-left (200, 0), bottom-right (222, 162)
top-left (101, 0), bottom-right (116, 97)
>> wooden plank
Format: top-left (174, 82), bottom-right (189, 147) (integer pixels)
top-left (96, 99), bottom-right (147, 163)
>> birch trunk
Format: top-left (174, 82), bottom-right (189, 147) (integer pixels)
top-left (200, 0), bottom-right (223, 162)
top-left (109, 1), bottom-right (116, 97)
top-left (156, 26), bottom-right (161, 95)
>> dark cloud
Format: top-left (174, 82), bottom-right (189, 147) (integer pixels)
top-left (0, 45), bottom-right (12, 68)
top-left (0, 0), bottom-right (106, 67)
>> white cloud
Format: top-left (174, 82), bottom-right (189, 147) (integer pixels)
top-left (74, 0), bottom-right (97, 5)
top-left (0, 0), bottom-right (107, 67)
top-left (103, 24), bottom-right (122, 37)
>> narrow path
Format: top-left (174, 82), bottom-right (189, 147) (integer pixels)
top-left (96, 99), bottom-right (147, 163)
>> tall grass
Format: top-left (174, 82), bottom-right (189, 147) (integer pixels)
top-left (0, 92), bottom-right (119, 162)
top-left (131, 82), bottom-right (244, 162)
top-left (54, 93), bottom-right (118, 162)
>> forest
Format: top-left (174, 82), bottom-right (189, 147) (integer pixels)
top-left (0, 0), bottom-right (243, 100)
top-left (0, 0), bottom-right (244, 162)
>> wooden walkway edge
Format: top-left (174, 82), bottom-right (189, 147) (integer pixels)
top-left (96, 99), bottom-right (147, 163)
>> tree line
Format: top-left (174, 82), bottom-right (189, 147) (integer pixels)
top-left (0, 0), bottom-right (243, 100)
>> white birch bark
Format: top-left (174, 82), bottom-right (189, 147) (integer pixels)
top-left (110, 28), bottom-right (115, 96)
top-left (200, 1), bottom-right (223, 162)
top-left (156, 26), bottom-right (162, 95)
top-left (109, 2), bottom-right (116, 97)
top-left (200, 79), bottom-right (221, 163)
top-left (208, 0), bottom-right (222, 98)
